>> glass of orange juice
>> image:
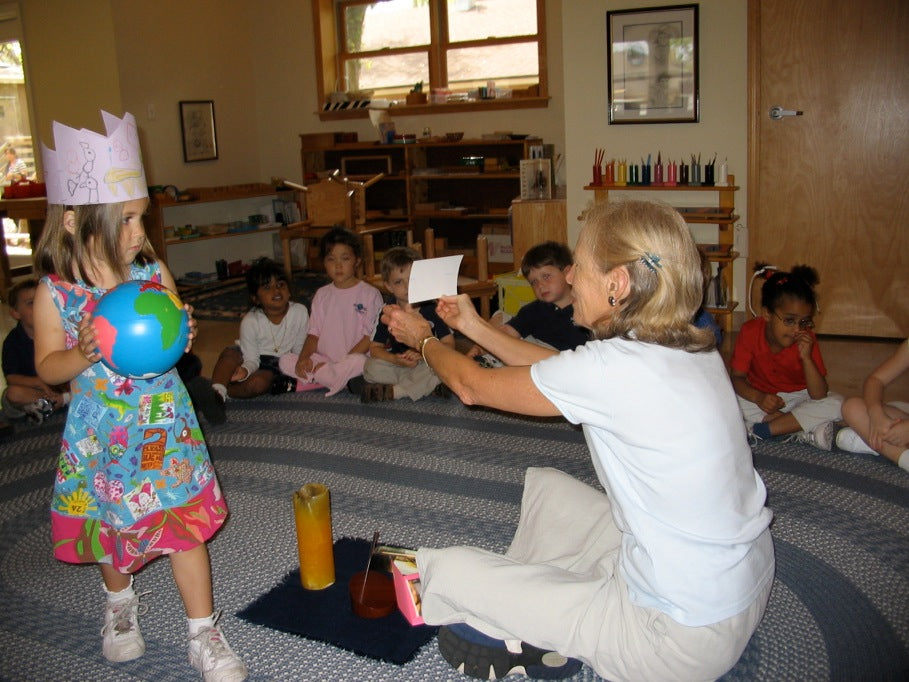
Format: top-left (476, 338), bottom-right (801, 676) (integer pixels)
top-left (293, 483), bottom-right (335, 590)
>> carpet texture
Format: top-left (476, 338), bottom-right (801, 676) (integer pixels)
top-left (180, 272), bottom-right (330, 322)
top-left (0, 390), bottom-right (907, 681)
top-left (237, 537), bottom-right (437, 664)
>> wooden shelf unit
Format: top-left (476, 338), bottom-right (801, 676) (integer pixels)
top-left (145, 184), bottom-right (282, 279)
top-left (583, 175), bottom-right (739, 332)
top-left (300, 136), bottom-right (545, 269)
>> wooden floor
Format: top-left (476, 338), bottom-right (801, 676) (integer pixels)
top-left (1, 305), bottom-right (906, 404)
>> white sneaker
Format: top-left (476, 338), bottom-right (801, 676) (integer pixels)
top-left (792, 421), bottom-right (835, 451)
top-left (189, 614), bottom-right (248, 682)
top-left (835, 427), bottom-right (878, 455)
top-left (101, 592), bottom-right (148, 662)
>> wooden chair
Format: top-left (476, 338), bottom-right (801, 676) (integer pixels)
top-left (277, 173), bottom-right (374, 280)
top-left (423, 227), bottom-right (498, 319)
top-left (360, 229), bottom-right (419, 288)
top-left (279, 174), bottom-right (411, 282)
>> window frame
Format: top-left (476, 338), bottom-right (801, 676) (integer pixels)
top-left (312, 0), bottom-right (549, 120)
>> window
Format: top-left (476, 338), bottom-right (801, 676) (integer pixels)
top-left (313, 0), bottom-right (547, 114)
top-left (0, 3), bottom-right (37, 267)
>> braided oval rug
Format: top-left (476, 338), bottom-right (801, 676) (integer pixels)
top-left (0, 390), bottom-right (906, 681)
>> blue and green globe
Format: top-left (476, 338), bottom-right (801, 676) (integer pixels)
top-left (93, 280), bottom-right (189, 379)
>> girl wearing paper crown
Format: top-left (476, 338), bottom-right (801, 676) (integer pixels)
top-left (32, 111), bottom-right (247, 682)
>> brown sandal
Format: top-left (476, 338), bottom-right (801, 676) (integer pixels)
top-left (361, 382), bottom-right (394, 403)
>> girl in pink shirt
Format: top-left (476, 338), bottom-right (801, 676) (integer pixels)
top-left (279, 228), bottom-right (382, 395)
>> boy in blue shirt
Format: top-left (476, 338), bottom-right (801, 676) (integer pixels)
top-left (355, 246), bottom-right (455, 402)
top-left (2, 279), bottom-right (70, 425)
top-left (470, 241), bottom-right (589, 366)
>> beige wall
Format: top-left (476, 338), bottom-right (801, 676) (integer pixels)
top-left (20, 0), bottom-right (747, 304)
top-left (21, 0), bottom-right (566, 189)
top-left (21, 0), bottom-right (122, 145)
top-left (562, 0), bottom-right (748, 308)
top-left (110, 0), bottom-right (259, 187)
top-left (250, 0), bottom-right (566, 188)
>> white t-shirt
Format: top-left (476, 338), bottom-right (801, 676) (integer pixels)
top-left (237, 301), bottom-right (309, 377)
top-left (531, 338), bottom-right (774, 626)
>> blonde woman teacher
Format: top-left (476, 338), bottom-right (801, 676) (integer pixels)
top-left (382, 199), bottom-right (774, 682)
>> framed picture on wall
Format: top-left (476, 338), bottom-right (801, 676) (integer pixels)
top-left (179, 100), bottom-right (218, 162)
top-left (607, 4), bottom-right (699, 124)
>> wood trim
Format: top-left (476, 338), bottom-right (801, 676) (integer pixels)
top-left (318, 96), bottom-right (550, 121)
top-left (312, 0), bottom-right (336, 106)
top-left (537, 0), bottom-right (548, 96)
top-left (746, 0), bottom-right (761, 304)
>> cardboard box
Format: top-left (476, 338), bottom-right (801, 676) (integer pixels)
top-left (391, 558), bottom-right (424, 626)
top-left (485, 233), bottom-right (513, 263)
top-left (495, 271), bottom-right (535, 316)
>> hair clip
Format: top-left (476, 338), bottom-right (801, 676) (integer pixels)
top-left (640, 252), bottom-right (662, 273)
top-left (775, 276), bottom-right (788, 285)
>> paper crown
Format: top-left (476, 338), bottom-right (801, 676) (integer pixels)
top-left (41, 110), bottom-right (148, 206)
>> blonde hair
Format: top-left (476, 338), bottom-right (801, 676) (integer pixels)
top-left (34, 201), bottom-right (155, 286)
top-left (580, 199), bottom-right (714, 352)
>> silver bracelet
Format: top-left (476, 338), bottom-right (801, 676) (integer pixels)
top-left (418, 335), bottom-right (440, 365)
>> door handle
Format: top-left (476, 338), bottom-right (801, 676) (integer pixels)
top-left (769, 105), bottom-right (803, 121)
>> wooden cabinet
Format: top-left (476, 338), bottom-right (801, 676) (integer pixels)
top-left (584, 175), bottom-right (739, 332)
top-left (145, 184), bottom-right (282, 280)
top-left (300, 136), bottom-right (544, 271)
top-left (510, 193), bottom-right (567, 269)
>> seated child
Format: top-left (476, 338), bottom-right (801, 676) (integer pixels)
top-left (730, 264), bottom-right (842, 450)
top-left (356, 246), bottom-right (455, 402)
top-left (694, 250), bottom-right (723, 347)
top-left (279, 227), bottom-right (383, 395)
top-left (469, 241), bottom-right (589, 366)
top-left (1, 279), bottom-right (70, 424)
top-left (189, 258), bottom-right (309, 424)
top-left (837, 338), bottom-right (909, 473)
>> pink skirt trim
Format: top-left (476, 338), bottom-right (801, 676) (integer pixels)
top-left (51, 479), bottom-right (228, 573)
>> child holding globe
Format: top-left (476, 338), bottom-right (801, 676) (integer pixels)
top-left (32, 111), bottom-right (247, 682)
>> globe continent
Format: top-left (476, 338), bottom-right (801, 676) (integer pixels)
top-left (93, 280), bottom-right (189, 379)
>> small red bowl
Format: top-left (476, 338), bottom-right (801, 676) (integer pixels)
top-left (349, 570), bottom-right (396, 619)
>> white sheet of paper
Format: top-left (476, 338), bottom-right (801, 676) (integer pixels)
top-left (407, 255), bottom-right (463, 304)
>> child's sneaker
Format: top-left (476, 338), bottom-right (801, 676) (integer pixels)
top-left (835, 426), bottom-right (878, 455)
top-left (746, 425), bottom-right (763, 447)
top-left (269, 374), bottom-right (298, 395)
top-left (791, 421), bottom-right (835, 451)
top-left (347, 376), bottom-right (366, 396)
top-left (22, 397), bottom-right (54, 424)
top-left (474, 353), bottom-right (504, 369)
top-left (432, 382), bottom-right (453, 399)
top-left (438, 623), bottom-right (582, 680)
top-left (101, 592), bottom-right (148, 663)
top-left (189, 615), bottom-right (248, 682)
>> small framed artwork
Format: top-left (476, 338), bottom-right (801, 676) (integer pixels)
top-left (607, 4), bottom-right (699, 124)
top-left (179, 100), bottom-right (218, 162)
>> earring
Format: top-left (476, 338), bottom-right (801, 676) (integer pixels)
top-left (608, 295), bottom-right (616, 307)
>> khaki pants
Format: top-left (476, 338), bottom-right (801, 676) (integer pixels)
top-left (417, 467), bottom-right (773, 682)
top-left (363, 357), bottom-right (440, 401)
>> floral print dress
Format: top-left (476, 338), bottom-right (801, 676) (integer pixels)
top-left (45, 261), bottom-right (227, 573)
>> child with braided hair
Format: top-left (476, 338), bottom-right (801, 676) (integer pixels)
top-left (730, 264), bottom-right (842, 450)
